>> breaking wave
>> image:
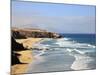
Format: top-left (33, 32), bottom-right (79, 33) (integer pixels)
top-left (28, 37), bottom-right (96, 73)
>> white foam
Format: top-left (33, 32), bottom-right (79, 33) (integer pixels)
top-left (56, 39), bottom-right (74, 47)
top-left (66, 48), bottom-right (86, 55)
top-left (30, 38), bottom-right (95, 72)
top-left (58, 38), bottom-right (70, 41)
top-left (73, 49), bottom-right (85, 54)
top-left (90, 45), bottom-right (96, 48)
top-left (71, 55), bottom-right (95, 70)
top-left (32, 50), bottom-right (46, 63)
top-left (66, 48), bottom-right (73, 52)
top-left (55, 38), bottom-right (95, 49)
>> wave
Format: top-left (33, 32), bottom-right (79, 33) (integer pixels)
top-left (31, 37), bottom-right (96, 71)
top-left (55, 38), bottom-right (95, 48)
top-left (56, 38), bottom-right (96, 70)
top-left (71, 55), bottom-right (96, 70)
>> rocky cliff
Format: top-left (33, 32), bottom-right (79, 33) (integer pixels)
top-left (11, 36), bottom-right (27, 51)
top-left (11, 27), bottom-right (62, 65)
top-left (11, 37), bottom-right (27, 65)
top-left (11, 28), bottom-right (62, 39)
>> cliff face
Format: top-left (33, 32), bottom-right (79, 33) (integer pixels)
top-left (11, 37), bottom-right (27, 51)
top-left (11, 37), bottom-right (27, 65)
top-left (12, 28), bottom-right (62, 39)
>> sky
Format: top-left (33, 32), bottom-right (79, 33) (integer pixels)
top-left (12, 0), bottom-right (96, 34)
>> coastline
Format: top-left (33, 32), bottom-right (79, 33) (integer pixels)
top-left (11, 38), bottom-right (42, 74)
top-left (16, 38), bottom-right (42, 49)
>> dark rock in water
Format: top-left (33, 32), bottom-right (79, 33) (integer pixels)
top-left (11, 37), bottom-right (27, 51)
top-left (33, 47), bottom-right (49, 51)
top-left (32, 48), bottom-right (41, 50)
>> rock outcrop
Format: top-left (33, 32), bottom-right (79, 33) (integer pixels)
top-left (11, 51), bottom-right (22, 65)
top-left (12, 28), bottom-right (62, 39)
top-left (11, 37), bottom-right (27, 51)
top-left (11, 37), bottom-right (27, 65)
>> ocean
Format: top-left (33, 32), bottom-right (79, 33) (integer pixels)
top-left (27, 34), bottom-right (96, 73)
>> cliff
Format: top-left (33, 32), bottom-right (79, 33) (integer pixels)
top-left (11, 27), bottom-right (62, 66)
top-left (11, 28), bottom-right (62, 39)
top-left (11, 37), bottom-right (27, 65)
top-left (11, 37), bottom-right (27, 51)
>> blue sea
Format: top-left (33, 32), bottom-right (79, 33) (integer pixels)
top-left (27, 34), bottom-right (96, 73)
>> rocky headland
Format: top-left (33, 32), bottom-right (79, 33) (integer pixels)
top-left (11, 27), bottom-right (62, 74)
top-left (12, 27), bottom-right (62, 39)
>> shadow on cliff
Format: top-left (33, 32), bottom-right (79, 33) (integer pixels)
top-left (11, 37), bottom-right (27, 66)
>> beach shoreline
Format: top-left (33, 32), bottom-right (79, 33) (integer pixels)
top-left (11, 38), bottom-right (42, 74)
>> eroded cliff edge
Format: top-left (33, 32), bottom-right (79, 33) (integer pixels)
top-left (11, 27), bottom-right (62, 39)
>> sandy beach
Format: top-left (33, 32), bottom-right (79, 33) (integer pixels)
top-left (11, 38), bottom-right (42, 75)
top-left (16, 38), bottom-right (42, 49)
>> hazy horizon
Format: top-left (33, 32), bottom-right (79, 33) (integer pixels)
top-left (12, 1), bottom-right (96, 34)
